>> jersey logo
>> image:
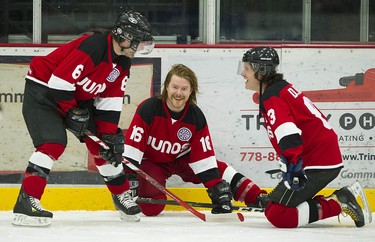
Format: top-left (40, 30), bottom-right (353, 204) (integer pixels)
top-left (177, 127), bottom-right (192, 141)
top-left (106, 68), bottom-right (120, 82)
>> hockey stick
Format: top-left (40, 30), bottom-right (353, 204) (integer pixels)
top-left (35, 93), bottom-right (244, 222)
top-left (136, 197), bottom-right (265, 212)
top-left (122, 158), bottom-right (245, 222)
top-left (34, 92), bottom-right (110, 148)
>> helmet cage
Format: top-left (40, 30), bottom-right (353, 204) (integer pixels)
top-left (112, 25), bottom-right (153, 51)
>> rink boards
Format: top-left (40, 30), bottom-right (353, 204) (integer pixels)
top-left (1, 186), bottom-right (374, 212)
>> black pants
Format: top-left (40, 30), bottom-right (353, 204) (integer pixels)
top-left (23, 80), bottom-right (68, 147)
top-left (268, 167), bottom-right (342, 207)
top-left (22, 79), bottom-right (97, 147)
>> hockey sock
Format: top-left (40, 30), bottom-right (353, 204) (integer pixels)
top-left (314, 195), bottom-right (341, 219)
top-left (22, 173), bottom-right (47, 200)
top-left (217, 161), bottom-right (265, 205)
top-left (105, 174), bottom-right (130, 194)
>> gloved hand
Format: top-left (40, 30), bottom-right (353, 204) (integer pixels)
top-left (248, 193), bottom-right (270, 209)
top-left (207, 180), bottom-right (233, 214)
top-left (99, 128), bottom-right (124, 167)
top-left (66, 107), bottom-right (89, 142)
top-left (279, 156), bottom-right (307, 191)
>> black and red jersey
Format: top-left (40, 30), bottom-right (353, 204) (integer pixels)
top-left (124, 97), bottom-right (222, 186)
top-left (260, 80), bottom-right (343, 170)
top-left (26, 33), bottom-right (131, 136)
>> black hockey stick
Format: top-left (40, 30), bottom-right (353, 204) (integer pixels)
top-left (35, 92), bottom-right (245, 222)
top-left (136, 197), bottom-right (265, 212)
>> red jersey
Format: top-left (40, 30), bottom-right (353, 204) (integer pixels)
top-left (26, 33), bottom-right (131, 136)
top-left (124, 97), bottom-right (221, 185)
top-left (260, 80), bottom-right (343, 170)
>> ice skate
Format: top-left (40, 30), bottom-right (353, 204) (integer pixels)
top-left (12, 187), bottom-right (53, 227)
top-left (330, 181), bottom-right (372, 227)
top-left (112, 190), bottom-right (141, 222)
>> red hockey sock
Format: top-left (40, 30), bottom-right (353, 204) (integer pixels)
top-left (106, 179), bottom-right (130, 195)
top-left (22, 173), bottom-right (47, 200)
top-left (234, 178), bottom-right (266, 205)
top-left (314, 195), bottom-right (341, 219)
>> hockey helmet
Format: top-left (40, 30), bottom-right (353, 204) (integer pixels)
top-left (112, 10), bottom-right (154, 54)
top-left (238, 46), bottom-right (279, 78)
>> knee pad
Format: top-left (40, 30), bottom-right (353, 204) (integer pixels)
top-left (265, 203), bottom-right (298, 228)
top-left (138, 194), bottom-right (166, 216)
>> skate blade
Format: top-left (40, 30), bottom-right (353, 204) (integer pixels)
top-left (349, 181), bottom-right (372, 225)
top-left (119, 211), bottom-right (141, 222)
top-left (12, 213), bottom-right (52, 227)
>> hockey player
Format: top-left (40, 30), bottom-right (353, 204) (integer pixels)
top-left (12, 10), bottom-right (154, 226)
top-left (238, 46), bottom-right (372, 228)
top-left (123, 64), bottom-right (268, 216)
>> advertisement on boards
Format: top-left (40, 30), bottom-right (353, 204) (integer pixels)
top-left (0, 47), bottom-right (374, 188)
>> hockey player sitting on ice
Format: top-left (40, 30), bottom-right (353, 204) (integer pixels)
top-left (238, 46), bottom-right (372, 228)
top-left (123, 64), bottom-right (268, 217)
top-left (12, 10), bottom-right (154, 226)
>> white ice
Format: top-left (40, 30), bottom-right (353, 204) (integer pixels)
top-left (1, 210), bottom-right (374, 242)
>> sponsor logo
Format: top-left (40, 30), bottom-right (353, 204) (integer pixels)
top-left (107, 68), bottom-right (120, 82)
top-left (177, 127), bottom-right (192, 141)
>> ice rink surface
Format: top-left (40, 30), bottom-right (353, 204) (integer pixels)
top-left (0, 210), bottom-right (374, 242)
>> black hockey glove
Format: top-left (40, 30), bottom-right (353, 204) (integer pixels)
top-left (66, 107), bottom-right (89, 142)
top-left (248, 193), bottom-right (270, 209)
top-left (99, 128), bottom-right (124, 167)
top-left (207, 180), bottom-right (233, 214)
top-left (279, 156), bottom-right (307, 191)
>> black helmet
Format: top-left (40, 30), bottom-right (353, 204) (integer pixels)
top-left (242, 47), bottom-right (279, 76)
top-left (112, 10), bottom-right (153, 52)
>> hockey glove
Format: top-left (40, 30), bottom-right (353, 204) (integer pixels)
top-left (279, 156), bottom-right (307, 191)
top-left (248, 193), bottom-right (270, 209)
top-left (66, 107), bottom-right (89, 142)
top-left (207, 180), bottom-right (233, 214)
top-left (99, 128), bottom-right (124, 167)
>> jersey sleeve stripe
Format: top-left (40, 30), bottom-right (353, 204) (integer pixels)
top-left (188, 156), bottom-right (218, 174)
top-left (124, 145), bottom-right (144, 164)
top-left (48, 74), bottom-right (75, 91)
top-left (95, 97), bottom-right (123, 111)
top-left (222, 165), bottom-right (237, 182)
top-left (274, 122), bottom-right (302, 143)
top-left (25, 76), bottom-right (48, 87)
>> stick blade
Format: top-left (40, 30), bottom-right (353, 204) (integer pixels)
top-left (204, 212), bottom-right (245, 222)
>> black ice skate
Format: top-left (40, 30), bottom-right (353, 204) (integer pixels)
top-left (12, 187), bottom-right (53, 227)
top-left (330, 181), bottom-right (372, 227)
top-left (112, 190), bottom-right (141, 222)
